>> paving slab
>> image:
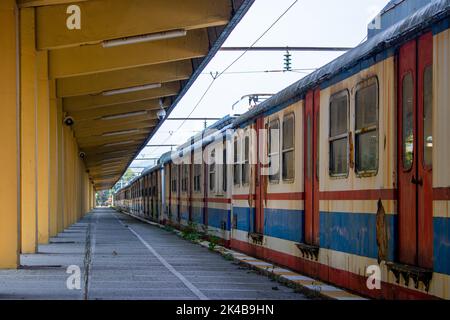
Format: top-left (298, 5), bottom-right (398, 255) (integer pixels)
top-left (1, 208), bottom-right (307, 300)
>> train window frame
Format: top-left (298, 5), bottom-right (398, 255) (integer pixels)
top-left (242, 133), bottom-right (250, 186)
top-left (268, 118), bottom-right (280, 184)
top-left (171, 164), bottom-right (178, 193)
top-left (181, 163), bottom-right (188, 193)
top-left (209, 149), bottom-right (216, 193)
top-left (233, 137), bottom-right (241, 187)
top-left (402, 72), bottom-right (414, 172)
top-left (222, 142), bottom-right (228, 193)
top-left (193, 163), bottom-right (202, 193)
top-left (329, 90), bottom-right (350, 178)
top-left (354, 76), bottom-right (379, 177)
top-left (282, 113), bottom-right (295, 183)
top-left (423, 65), bottom-right (433, 170)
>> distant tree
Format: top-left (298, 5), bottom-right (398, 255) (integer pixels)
top-left (96, 189), bottom-right (112, 207)
top-left (112, 168), bottom-right (137, 193)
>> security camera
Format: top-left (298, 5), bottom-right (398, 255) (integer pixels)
top-left (79, 152), bottom-right (86, 159)
top-left (64, 116), bottom-right (75, 126)
top-left (156, 108), bottom-right (167, 121)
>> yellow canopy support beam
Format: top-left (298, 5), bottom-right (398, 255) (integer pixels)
top-left (75, 119), bottom-right (158, 139)
top-left (68, 99), bottom-right (160, 122)
top-left (35, 0), bottom-right (231, 50)
top-left (49, 29), bottom-right (209, 78)
top-left (20, 7), bottom-right (38, 254)
top-left (63, 82), bottom-right (179, 112)
top-left (0, 0), bottom-right (20, 268)
top-left (79, 133), bottom-right (150, 149)
top-left (57, 60), bottom-right (192, 97)
top-left (18, 0), bottom-right (89, 8)
top-left (36, 50), bottom-right (51, 244)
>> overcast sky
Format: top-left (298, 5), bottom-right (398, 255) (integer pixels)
top-left (129, 0), bottom-right (390, 174)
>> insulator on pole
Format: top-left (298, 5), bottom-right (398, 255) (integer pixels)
top-left (283, 50), bottom-right (292, 72)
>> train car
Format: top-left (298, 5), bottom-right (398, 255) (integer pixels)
top-left (114, 0), bottom-right (450, 299)
top-left (228, 0), bottom-right (450, 299)
top-left (159, 116), bottom-right (236, 241)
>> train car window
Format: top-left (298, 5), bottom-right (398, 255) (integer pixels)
top-left (355, 77), bottom-right (379, 175)
top-left (171, 165), bottom-right (177, 193)
top-left (306, 116), bottom-right (312, 179)
top-left (268, 119), bottom-right (280, 183)
top-left (329, 90), bottom-right (349, 176)
top-left (402, 73), bottom-right (414, 170)
top-left (282, 114), bottom-right (295, 181)
top-left (233, 137), bottom-right (241, 186)
top-left (209, 149), bottom-right (216, 192)
top-left (242, 135), bottom-right (250, 185)
top-left (193, 164), bottom-right (201, 192)
top-left (222, 144), bottom-right (227, 192)
top-left (423, 66), bottom-right (433, 168)
top-left (316, 114), bottom-right (320, 181)
top-left (181, 164), bottom-right (188, 192)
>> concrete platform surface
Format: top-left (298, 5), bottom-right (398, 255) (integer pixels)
top-left (0, 208), bottom-right (307, 300)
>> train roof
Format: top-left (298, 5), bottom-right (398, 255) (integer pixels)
top-left (233, 0), bottom-right (450, 128)
top-left (160, 115), bottom-right (238, 165)
top-left (115, 115), bottom-right (237, 191)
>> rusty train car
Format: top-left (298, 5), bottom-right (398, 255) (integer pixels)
top-left (114, 0), bottom-right (450, 299)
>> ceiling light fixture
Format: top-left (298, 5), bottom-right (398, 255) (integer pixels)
top-left (101, 112), bottom-right (148, 121)
top-left (102, 29), bottom-right (187, 48)
top-left (99, 150), bottom-right (132, 156)
top-left (101, 83), bottom-right (161, 96)
top-left (98, 157), bottom-right (126, 163)
top-left (103, 140), bottom-right (135, 148)
top-left (102, 129), bottom-right (141, 137)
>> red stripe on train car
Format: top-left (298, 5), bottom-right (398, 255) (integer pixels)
top-left (433, 187), bottom-right (450, 200)
top-left (207, 198), bottom-right (231, 204)
top-left (230, 239), bottom-right (439, 300)
top-left (320, 189), bottom-right (398, 201)
top-left (265, 192), bottom-right (305, 200)
top-left (232, 194), bottom-right (256, 201)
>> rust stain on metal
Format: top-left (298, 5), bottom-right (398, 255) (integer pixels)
top-left (376, 199), bottom-right (388, 264)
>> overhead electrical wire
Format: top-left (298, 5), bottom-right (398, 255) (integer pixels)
top-left (142, 0), bottom-right (301, 160)
top-left (201, 68), bottom-right (316, 75)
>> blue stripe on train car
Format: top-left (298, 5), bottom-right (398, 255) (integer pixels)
top-left (233, 206), bottom-right (256, 232)
top-left (169, 205), bottom-right (178, 221)
top-left (433, 217), bottom-right (450, 275)
top-left (191, 206), bottom-right (204, 225)
top-left (207, 208), bottom-right (231, 231)
top-left (319, 211), bottom-right (397, 262)
top-left (263, 208), bottom-right (304, 243)
top-left (180, 210), bottom-right (189, 222)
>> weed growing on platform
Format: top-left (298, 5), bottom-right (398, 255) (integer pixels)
top-left (181, 222), bottom-right (201, 243)
top-left (164, 225), bottom-right (174, 233)
top-left (223, 253), bottom-right (234, 261)
top-left (208, 235), bottom-right (220, 251)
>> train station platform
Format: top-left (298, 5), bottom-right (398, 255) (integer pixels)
top-left (0, 208), bottom-right (306, 300)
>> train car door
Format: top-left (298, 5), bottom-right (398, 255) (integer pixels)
top-left (176, 164), bottom-right (181, 223)
top-left (168, 164), bottom-right (172, 222)
top-left (145, 175), bottom-right (149, 216)
top-left (255, 118), bottom-right (265, 234)
top-left (304, 89), bottom-right (320, 245)
top-left (150, 172), bottom-right (155, 219)
top-left (203, 146), bottom-right (209, 226)
top-left (397, 33), bottom-right (433, 268)
top-left (189, 150), bottom-right (193, 222)
top-left (156, 171), bottom-right (160, 221)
